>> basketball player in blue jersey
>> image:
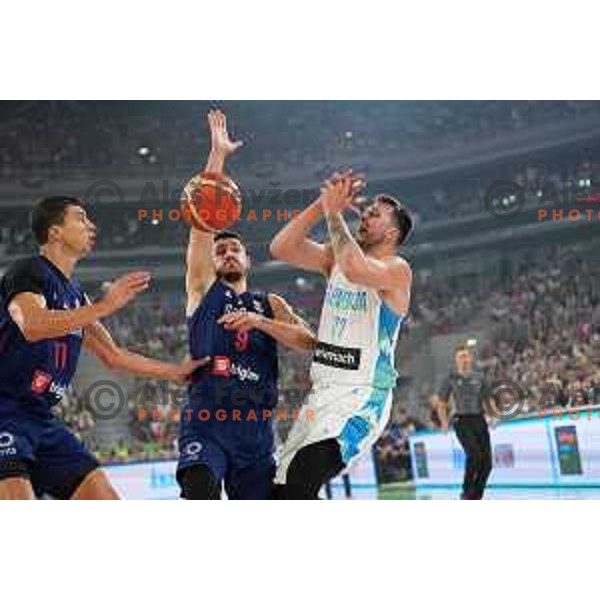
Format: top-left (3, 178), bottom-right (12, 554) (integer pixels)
top-left (0, 196), bottom-right (206, 500)
top-left (176, 110), bottom-right (316, 500)
top-left (270, 172), bottom-right (414, 499)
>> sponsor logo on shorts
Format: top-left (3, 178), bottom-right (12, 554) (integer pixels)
top-left (211, 356), bottom-right (231, 376)
top-left (210, 357), bottom-right (260, 382)
top-left (313, 341), bottom-right (361, 370)
top-left (185, 441), bottom-right (203, 457)
top-left (0, 432), bottom-right (17, 457)
top-left (48, 381), bottom-right (67, 401)
top-left (31, 370), bottom-right (52, 395)
top-left (230, 363), bottom-right (260, 383)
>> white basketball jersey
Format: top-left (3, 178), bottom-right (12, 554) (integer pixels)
top-left (310, 264), bottom-right (405, 389)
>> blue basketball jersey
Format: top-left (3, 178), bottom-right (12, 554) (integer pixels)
top-left (187, 279), bottom-right (278, 408)
top-left (0, 256), bottom-right (87, 410)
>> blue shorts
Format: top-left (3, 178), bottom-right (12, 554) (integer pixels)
top-left (0, 397), bottom-right (99, 499)
top-left (177, 404), bottom-right (275, 499)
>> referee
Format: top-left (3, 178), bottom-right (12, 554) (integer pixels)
top-left (435, 344), bottom-right (493, 500)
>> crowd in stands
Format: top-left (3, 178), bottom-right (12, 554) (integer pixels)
top-left (479, 249), bottom-right (600, 413)
top-left (2, 101), bottom-right (600, 188)
top-left (0, 125), bottom-right (600, 264)
top-left (2, 151), bottom-right (599, 261)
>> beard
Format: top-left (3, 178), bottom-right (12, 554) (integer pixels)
top-left (357, 235), bottom-right (376, 250)
top-left (217, 267), bottom-right (244, 283)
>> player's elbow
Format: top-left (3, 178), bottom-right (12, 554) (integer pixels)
top-left (269, 237), bottom-right (287, 260)
top-left (22, 327), bottom-right (44, 343)
top-left (19, 321), bottom-right (47, 343)
top-left (298, 330), bottom-right (318, 351)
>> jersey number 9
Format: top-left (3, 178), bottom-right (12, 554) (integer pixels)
top-left (234, 330), bottom-right (249, 352)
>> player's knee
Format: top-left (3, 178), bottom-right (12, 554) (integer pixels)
top-left (71, 469), bottom-right (120, 500)
top-left (0, 476), bottom-right (35, 500)
top-left (285, 441), bottom-right (344, 500)
top-left (178, 465), bottom-right (221, 500)
top-left (0, 460), bottom-right (33, 499)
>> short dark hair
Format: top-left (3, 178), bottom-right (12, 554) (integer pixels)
top-left (214, 230), bottom-right (245, 245)
top-left (31, 196), bottom-right (84, 245)
top-left (375, 195), bottom-right (413, 246)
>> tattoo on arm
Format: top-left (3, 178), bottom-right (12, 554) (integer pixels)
top-left (326, 212), bottom-right (353, 256)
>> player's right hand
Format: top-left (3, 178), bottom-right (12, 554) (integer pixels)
top-left (99, 271), bottom-right (151, 315)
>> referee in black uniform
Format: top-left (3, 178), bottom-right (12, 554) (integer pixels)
top-left (435, 344), bottom-right (494, 500)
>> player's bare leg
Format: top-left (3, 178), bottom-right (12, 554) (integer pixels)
top-left (70, 468), bottom-right (120, 500)
top-left (0, 477), bottom-right (35, 500)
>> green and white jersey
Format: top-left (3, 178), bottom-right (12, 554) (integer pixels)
top-left (310, 264), bottom-right (405, 389)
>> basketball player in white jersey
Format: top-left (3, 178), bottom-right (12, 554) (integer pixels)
top-left (270, 171), bottom-right (413, 498)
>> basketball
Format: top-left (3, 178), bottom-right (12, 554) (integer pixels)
top-left (181, 171), bottom-right (242, 232)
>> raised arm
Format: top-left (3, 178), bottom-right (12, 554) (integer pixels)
top-left (320, 174), bottom-right (412, 316)
top-left (269, 196), bottom-right (334, 276)
top-left (270, 170), bottom-right (365, 276)
top-left (185, 110), bottom-right (243, 307)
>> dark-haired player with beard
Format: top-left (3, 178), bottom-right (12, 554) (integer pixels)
top-left (176, 110), bottom-right (316, 500)
top-left (270, 172), bottom-right (414, 499)
top-left (0, 197), bottom-right (207, 500)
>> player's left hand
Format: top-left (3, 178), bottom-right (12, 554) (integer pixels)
top-left (168, 356), bottom-right (210, 384)
top-left (208, 109), bottom-right (243, 157)
top-left (218, 311), bottom-right (263, 333)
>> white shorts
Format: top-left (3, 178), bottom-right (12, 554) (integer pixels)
top-left (275, 382), bottom-right (393, 484)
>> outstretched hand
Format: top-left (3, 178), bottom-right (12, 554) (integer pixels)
top-left (168, 356), bottom-right (210, 385)
top-left (99, 271), bottom-right (151, 315)
top-left (208, 109), bottom-right (243, 157)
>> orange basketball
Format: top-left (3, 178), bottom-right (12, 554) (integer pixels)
top-left (181, 171), bottom-right (242, 232)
